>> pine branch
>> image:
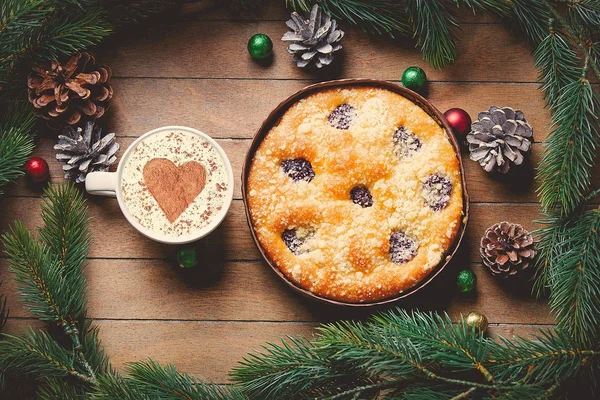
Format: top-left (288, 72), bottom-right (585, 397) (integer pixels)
top-left (0, 288), bottom-right (7, 332)
top-left (231, 336), bottom-right (359, 399)
top-left (38, 183), bottom-right (90, 276)
top-left (0, 328), bottom-right (92, 383)
top-left (286, 0), bottom-right (411, 37)
top-left (405, 0), bottom-right (458, 69)
top-left (488, 329), bottom-right (599, 384)
top-left (0, 102), bottom-right (36, 195)
top-left (533, 30), bottom-right (580, 108)
top-left (536, 77), bottom-right (600, 215)
top-left (452, 0), bottom-right (512, 15)
top-left (0, 0), bottom-right (52, 36)
top-left (543, 208), bottom-right (600, 347)
top-left (98, 0), bottom-right (181, 26)
top-left (127, 360), bottom-right (247, 400)
top-left (38, 378), bottom-right (87, 400)
top-left (1, 221), bottom-right (87, 326)
top-left (565, 0), bottom-right (600, 39)
top-left (0, 7), bottom-right (112, 80)
top-left (89, 372), bottom-right (152, 400)
top-left (508, 0), bottom-right (552, 44)
top-left (232, 310), bottom-right (599, 399)
top-left (531, 213), bottom-right (573, 297)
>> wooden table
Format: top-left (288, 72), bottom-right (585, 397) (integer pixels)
top-left (1, 1), bottom-right (560, 384)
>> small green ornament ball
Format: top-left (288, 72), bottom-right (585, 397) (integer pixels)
top-left (401, 66), bottom-right (427, 92)
top-left (456, 268), bottom-right (477, 293)
top-left (177, 248), bottom-right (198, 268)
top-left (247, 33), bottom-right (273, 59)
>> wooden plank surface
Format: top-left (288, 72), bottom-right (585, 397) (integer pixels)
top-left (0, 0), bottom-right (561, 384)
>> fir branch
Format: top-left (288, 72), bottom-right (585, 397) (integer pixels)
top-left (452, 0), bottom-right (512, 15)
top-left (508, 0), bottom-right (552, 44)
top-left (78, 318), bottom-right (110, 378)
top-left (0, 103), bottom-right (35, 194)
top-left (231, 335), bottom-right (368, 399)
top-left (532, 213), bottom-right (573, 297)
top-left (1, 221), bottom-right (87, 325)
top-left (127, 360), bottom-right (247, 400)
top-left (90, 372), bottom-right (152, 400)
top-left (565, 0), bottom-right (600, 39)
top-left (286, 0), bottom-right (411, 37)
top-left (0, 288), bottom-right (7, 332)
top-left (536, 77), bottom-right (600, 215)
top-left (98, 0), bottom-right (180, 26)
top-left (0, 328), bottom-right (92, 383)
top-left (233, 310), bottom-right (592, 399)
top-left (38, 182), bottom-right (90, 276)
top-left (487, 329), bottom-right (599, 384)
top-left (545, 208), bottom-right (600, 346)
top-left (405, 0), bottom-right (458, 69)
top-left (0, 0), bottom-right (52, 36)
top-left (38, 378), bottom-right (87, 400)
top-left (533, 30), bottom-right (580, 107)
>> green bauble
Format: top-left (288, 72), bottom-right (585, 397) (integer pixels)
top-left (457, 268), bottom-right (477, 293)
top-left (177, 248), bottom-right (198, 268)
top-left (248, 33), bottom-right (273, 59)
top-left (401, 66), bottom-right (427, 92)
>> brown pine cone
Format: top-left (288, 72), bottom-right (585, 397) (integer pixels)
top-left (27, 52), bottom-right (113, 129)
top-left (480, 221), bottom-right (536, 278)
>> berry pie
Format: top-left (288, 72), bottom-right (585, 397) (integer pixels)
top-left (247, 86), bottom-right (464, 303)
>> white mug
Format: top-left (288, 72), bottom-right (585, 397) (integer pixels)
top-left (85, 126), bottom-right (234, 244)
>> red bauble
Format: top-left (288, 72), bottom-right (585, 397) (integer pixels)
top-left (444, 108), bottom-right (472, 136)
top-left (25, 157), bottom-right (50, 183)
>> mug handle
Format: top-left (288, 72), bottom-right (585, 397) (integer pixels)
top-left (86, 171), bottom-right (118, 197)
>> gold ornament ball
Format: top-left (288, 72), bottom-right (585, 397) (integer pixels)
top-left (465, 311), bottom-right (488, 333)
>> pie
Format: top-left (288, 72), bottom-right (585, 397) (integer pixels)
top-left (246, 85), bottom-right (464, 303)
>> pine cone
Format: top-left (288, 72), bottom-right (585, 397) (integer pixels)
top-left (55, 121), bottom-right (120, 183)
top-left (282, 4), bottom-right (344, 68)
top-left (28, 52), bottom-right (113, 129)
top-left (480, 222), bottom-right (536, 279)
top-left (467, 106), bottom-right (533, 173)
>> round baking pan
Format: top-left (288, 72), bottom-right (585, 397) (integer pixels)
top-left (242, 79), bottom-right (470, 307)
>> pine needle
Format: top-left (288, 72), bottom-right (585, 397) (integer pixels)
top-left (406, 0), bottom-right (458, 69)
top-left (0, 328), bottom-right (92, 383)
top-left (286, 0), bottom-right (411, 37)
top-left (0, 103), bottom-right (35, 195)
top-left (536, 78), bottom-right (600, 215)
top-left (1, 183), bottom-right (90, 325)
top-left (534, 31), bottom-right (580, 108)
top-left (126, 359), bottom-right (247, 399)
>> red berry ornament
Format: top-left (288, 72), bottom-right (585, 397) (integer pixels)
top-left (25, 157), bottom-right (50, 183)
top-left (444, 108), bottom-right (472, 137)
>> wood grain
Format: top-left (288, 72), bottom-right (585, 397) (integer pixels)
top-left (0, 258), bottom-right (552, 324)
top-left (0, 197), bottom-right (542, 261)
top-left (103, 79), bottom-right (551, 141)
top-left (99, 22), bottom-right (538, 82)
top-left (2, 318), bottom-right (551, 383)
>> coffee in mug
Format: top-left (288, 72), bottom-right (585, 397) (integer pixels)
top-left (86, 126), bottom-right (234, 244)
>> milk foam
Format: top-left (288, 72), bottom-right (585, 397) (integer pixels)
top-left (121, 130), bottom-right (228, 239)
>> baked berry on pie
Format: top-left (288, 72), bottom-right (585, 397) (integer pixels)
top-left (247, 86), bottom-right (464, 303)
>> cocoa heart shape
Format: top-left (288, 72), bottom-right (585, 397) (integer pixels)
top-left (143, 158), bottom-right (207, 223)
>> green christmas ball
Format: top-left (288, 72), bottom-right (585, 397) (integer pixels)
top-left (247, 33), bottom-right (273, 59)
top-left (401, 66), bottom-right (427, 92)
top-left (177, 248), bottom-right (198, 268)
top-left (457, 268), bottom-right (477, 293)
